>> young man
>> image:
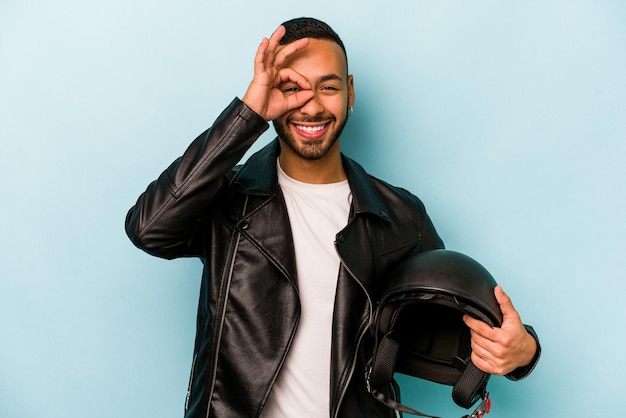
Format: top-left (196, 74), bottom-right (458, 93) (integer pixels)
top-left (126, 17), bottom-right (539, 418)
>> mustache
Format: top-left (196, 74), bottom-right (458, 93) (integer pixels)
top-left (287, 115), bottom-right (335, 123)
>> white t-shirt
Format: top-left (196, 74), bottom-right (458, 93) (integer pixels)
top-left (261, 161), bottom-right (351, 417)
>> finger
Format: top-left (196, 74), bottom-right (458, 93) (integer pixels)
top-left (264, 25), bottom-right (286, 68)
top-left (469, 337), bottom-right (492, 363)
top-left (275, 37), bottom-right (310, 67)
top-left (470, 349), bottom-right (504, 375)
top-left (463, 314), bottom-right (493, 336)
top-left (284, 90), bottom-right (315, 112)
top-left (468, 329), bottom-right (514, 375)
top-left (467, 329), bottom-right (499, 370)
top-left (268, 25), bottom-right (286, 46)
top-left (277, 67), bottom-right (311, 89)
top-left (470, 351), bottom-right (494, 374)
top-left (470, 334), bottom-right (520, 376)
top-left (253, 37), bottom-right (270, 75)
top-left (464, 315), bottom-right (503, 349)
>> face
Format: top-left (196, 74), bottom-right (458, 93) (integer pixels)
top-left (273, 39), bottom-right (355, 161)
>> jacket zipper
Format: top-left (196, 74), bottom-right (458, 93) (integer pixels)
top-left (332, 246), bottom-right (374, 418)
top-left (205, 197), bottom-right (249, 418)
top-left (185, 352), bottom-right (198, 411)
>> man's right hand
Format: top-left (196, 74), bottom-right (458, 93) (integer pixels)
top-left (242, 25), bottom-right (315, 121)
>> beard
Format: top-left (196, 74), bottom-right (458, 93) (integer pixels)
top-left (273, 111), bottom-right (349, 161)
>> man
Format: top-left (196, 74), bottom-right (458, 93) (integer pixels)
top-left (125, 17), bottom-right (539, 418)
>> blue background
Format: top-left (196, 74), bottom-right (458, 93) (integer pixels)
top-left (1, 1), bottom-right (624, 417)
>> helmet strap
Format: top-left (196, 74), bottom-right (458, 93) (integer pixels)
top-left (452, 361), bottom-right (491, 408)
top-left (367, 334), bottom-right (492, 417)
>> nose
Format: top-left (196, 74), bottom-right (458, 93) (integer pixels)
top-left (298, 92), bottom-right (324, 116)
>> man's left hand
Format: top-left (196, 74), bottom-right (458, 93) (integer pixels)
top-left (463, 285), bottom-right (537, 375)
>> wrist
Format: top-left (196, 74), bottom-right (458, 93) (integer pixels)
top-left (519, 330), bottom-right (538, 368)
top-left (241, 94), bottom-right (264, 119)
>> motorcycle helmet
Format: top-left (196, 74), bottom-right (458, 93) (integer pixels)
top-left (366, 249), bottom-right (502, 418)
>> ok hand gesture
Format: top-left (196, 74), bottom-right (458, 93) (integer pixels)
top-left (242, 25), bottom-right (314, 121)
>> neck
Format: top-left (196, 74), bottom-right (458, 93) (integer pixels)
top-left (278, 140), bottom-right (347, 184)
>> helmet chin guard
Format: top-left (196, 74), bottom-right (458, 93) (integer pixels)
top-left (366, 250), bottom-right (502, 418)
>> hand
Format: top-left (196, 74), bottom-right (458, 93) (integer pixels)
top-left (242, 25), bottom-right (315, 121)
top-left (463, 286), bottom-right (537, 375)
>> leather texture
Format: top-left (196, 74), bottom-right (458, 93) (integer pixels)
top-left (125, 98), bottom-right (445, 417)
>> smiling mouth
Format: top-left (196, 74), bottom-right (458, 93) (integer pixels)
top-left (296, 124), bottom-right (326, 133)
top-left (292, 123), bottom-right (329, 139)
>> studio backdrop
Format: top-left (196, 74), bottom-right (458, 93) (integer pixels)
top-left (1, 1), bottom-right (624, 417)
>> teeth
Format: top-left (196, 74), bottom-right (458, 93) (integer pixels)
top-left (296, 124), bottom-right (325, 133)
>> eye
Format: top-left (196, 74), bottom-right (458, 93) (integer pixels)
top-left (281, 85), bottom-right (301, 95)
top-left (320, 85), bottom-right (341, 95)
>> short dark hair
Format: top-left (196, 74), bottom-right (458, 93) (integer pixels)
top-left (280, 17), bottom-right (348, 68)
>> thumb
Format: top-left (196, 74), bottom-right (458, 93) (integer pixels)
top-left (285, 89), bottom-right (315, 113)
top-left (494, 285), bottom-right (520, 325)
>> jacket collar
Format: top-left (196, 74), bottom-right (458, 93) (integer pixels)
top-left (231, 138), bottom-right (390, 222)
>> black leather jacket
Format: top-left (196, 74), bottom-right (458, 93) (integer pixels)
top-left (126, 99), bottom-right (538, 417)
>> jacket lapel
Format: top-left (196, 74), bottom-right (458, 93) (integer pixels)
top-left (338, 156), bottom-right (391, 295)
top-left (230, 139), bottom-right (298, 286)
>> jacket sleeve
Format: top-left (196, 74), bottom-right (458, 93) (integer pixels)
top-left (505, 324), bottom-right (541, 381)
top-left (125, 98), bottom-right (268, 259)
top-left (419, 204), bottom-right (445, 252)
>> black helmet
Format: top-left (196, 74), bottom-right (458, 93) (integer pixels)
top-left (366, 249), bottom-right (502, 418)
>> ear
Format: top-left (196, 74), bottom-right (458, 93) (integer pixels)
top-left (347, 74), bottom-right (355, 109)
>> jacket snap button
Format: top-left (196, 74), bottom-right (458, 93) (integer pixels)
top-left (338, 234), bottom-right (345, 243)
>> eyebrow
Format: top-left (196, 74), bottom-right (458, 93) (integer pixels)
top-left (318, 74), bottom-right (343, 83)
